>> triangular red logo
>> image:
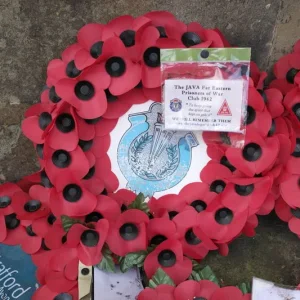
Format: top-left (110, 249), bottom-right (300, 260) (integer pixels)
top-left (217, 99), bottom-right (232, 116)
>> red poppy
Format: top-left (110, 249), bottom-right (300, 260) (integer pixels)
top-left (0, 183), bottom-right (22, 242)
top-left (102, 88), bottom-right (148, 119)
top-left (50, 175), bottom-right (97, 217)
top-left (274, 53), bottom-right (300, 86)
top-left (21, 103), bottom-right (54, 144)
top-left (197, 197), bottom-right (248, 243)
top-left (257, 193), bottom-right (276, 216)
top-left (276, 197), bottom-right (300, 236)
top-left (202, 131), bottom-right (233, 149)
top-left (108, 189), bottom-right (137, 208)
top-left (283, 86), bottom-right (300, 126)
top-left (11, 185), bottom-right (50, 220)
top-left (245, 86), bottom-right (272, 137)
top-left (211, 286), bottom-right (251, 300)
top-left (221, 176), bottom-right (272, 214)
top-left (148, 194), bottom-right (192, 219)
top-left (43, 221), bottom-right (68, 250)
top-left (144, 239), bottom-right (192, 285)
top-left (200, 162), bottom-right (233, 194)
top-left (250, 62), bottom-right (267, 90)
top-left (56, 64), bottom-right (111, 119)
top-left (107, 15), bottom-right (150, 60)
top-left (74, 23), bottom-right (114, 70)
top-left (242, 214), bottom-right (258, 238)
top-left (94, 117), bottom-right (118, 137)
top-left (106, 209), bottom-right (149, 256)
top-left (143, 86), bottom-right (161, 102)
top-left (147, 217), bottom-right (177, 246)
top-left (44, 145), bottom-right (90, 184)
top-left (225, 130), bottom-right (279, 177)
top-left (178, 182), bottom-right (217, 214)
top-left (165, 21), bottom-right (224, 48)
top-left (16, 224), bottom-right (43, 254)
top-left (173, 210), bottom-right (217, 259)
top-left (294, 39), bottom-right (300, 53)
top-left (280, 173), bottom-right (300, 208)
top-left (174, 280), bottom-right (219, 300)
top-left (137, 26), bottom-right (180, 89)
top-left (265, 88), bottom-right (284, 118)
top-left (97, 37), bottom-right (141, 95)
top-left (138, 284), bottom-right (175, 300)
top-left (285, 136), bottom-right (300, 175)
top-left (32, 285), bottom-right (78, 300)
top-left (83, 194), bottom-right (121, 224)
top-left (1, 213), bottom-right (27, 246)
top-left (67, 219), bottom-right (109, 265)
top-left (32, 213), bottom-right (57, 238)
top-left (82, 153), bottom-right (118, 194)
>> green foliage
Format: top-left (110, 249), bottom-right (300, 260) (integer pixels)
top-left (95, 244), bottom-right (115, 273)
top-left (61, 215), bottom-right (85, 232)
top-left (128, 193), bottom-right (149, 214)
top-left (148, 268), bottom-right (175, 288)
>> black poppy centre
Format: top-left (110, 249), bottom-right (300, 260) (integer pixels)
top-left (85, 212), bottom-right (103, 223)
top-left (81, 230), bottom-right (100, 247)
top-left (24, 200), bottom-right (41, 212)
top-left (105, 57), bottom-right (126, 77)
top-left (185, 229), bottom-right (201, 245)
top-left (258, 89), bottom-right (268, 104)
top-left (49, 86), bottom-right (62, 104)
top-left (215, 208), bottom-right (233, 225)
top-left (210, 180), bottom-right (226, 194)
top-left (156, 26), bottom-right (167, 38)
top-left (246, 106), bottom-right (256, 125)
top-left (63, 184), bottom-right (82, 203)
top-left (83, 166), bottom-right (96, 180)
top-left (79, 139), bottom-right (94, 152)
top-left (268, 119), bottom-right (276, 137)
top-left (47, 213), bottom-right (57, 225)
top-left (190, 200), bottom-right (207, 212)
top-left (143, 47), bottom-right (160, 68)
top-left (66, 60), bottom-right (81, 78)
top-left (235, 184), bottom-right (254, 196)
top-left (119, 223), bottom-right (139, 241)
top-left (5, 213), bottom-right (20, 230)
top-left (150, 235), bottom-right (167, 246)
top-left (292, 138), bottom-right (300, 157)
top-left (181, 31), bottom-right (201, 48)
top-left (41, 170), bottom-right (53, 188)
top-left (56, 113), bottom-right (75, 133)
top-left (0, 196), bottom-right (11, 208)
top-left (90, 41), bottom-right (104, 59)
top-left (291, 208), bottom-right (300, 219)
top-left (105, 89), bottom-right (118, 103)
top-left (38, 112), bottom-right (52, 131)
top-left (242, 143), bottom-right (262, 162)
top-left (75, 81), bottom-right (95, 100)
top-left (120, 30), bottom-right (135, 47)
top-left (220, 156), bottom-right (236, 172)
top-left (52, 150), bottom-right (72, 168)
top-left (54, 293), bottom-right (73, 300)
top-left (84, 116), bottom-right (102, 125)
top-left (158, 250), bottom-right (176, 267)
top-left (286, 68), bottom-right (299, 84)
top-left (193, 297), bottom-right (207, 300)
top-left (26, 225), bottom-right (37, 237)
top-left (36, 144), bottom-right (44, 159)
top-left (292, 103), bottom-right (300, 121)
top-left (168, 211), bottom-right (178, 220)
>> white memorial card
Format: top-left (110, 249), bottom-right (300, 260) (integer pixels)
top-left (164, 79), bottom-right (244, 132)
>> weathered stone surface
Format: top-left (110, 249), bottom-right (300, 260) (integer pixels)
top-left (0, 0), bottom-right (299, 286)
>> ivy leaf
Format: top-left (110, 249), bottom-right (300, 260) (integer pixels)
top-left (189, 265), bottom-right (220, 285)
top-left (95, 244), bottom-right (115, 273)
top-left (119, 250), bottom-right (148, 273)
top-left (61, 215), bottom-right (84, 232)
top-left (128, 193), bottom-right (149, 214)
top-left (148, 268), bottom-right (175, 288)
top-left (237, 282), bottom-right (252, 294)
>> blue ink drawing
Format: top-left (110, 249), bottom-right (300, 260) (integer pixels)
top-left (118, 102), bottom-right (199, 197)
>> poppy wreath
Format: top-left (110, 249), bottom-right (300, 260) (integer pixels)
top-left (1, 10), bottom-right (300, 300)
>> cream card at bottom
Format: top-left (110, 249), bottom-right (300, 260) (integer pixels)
top-left (93, 266), bottom-right (143, 300)
top-left (252, 277), bottom-right (300, 299)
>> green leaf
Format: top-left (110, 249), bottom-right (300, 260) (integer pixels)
top-left (119, 250), bottom-right (148, 273)
top-left (61, 215), bottom-right (84, 232)
top-left (237, 282), bottom-right (252, 294)
top-left (95, 244), bottom-right (115, 273)
top-left (190, 264), bottom-right (220, 285)
top-left (148, 268), bottom-right (175, 288)
top-left (128, 193), bottom-right (149, 214)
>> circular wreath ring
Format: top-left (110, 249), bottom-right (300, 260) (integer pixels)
top-left (1, 10), bottom-right (300, 300)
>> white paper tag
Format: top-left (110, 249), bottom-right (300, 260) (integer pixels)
top-left (252, 277), bottom-right (300, 299)
top-left (164, 79), bottom-right (244, 132)
top-left (93, 266), bottom-right (143, 300)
